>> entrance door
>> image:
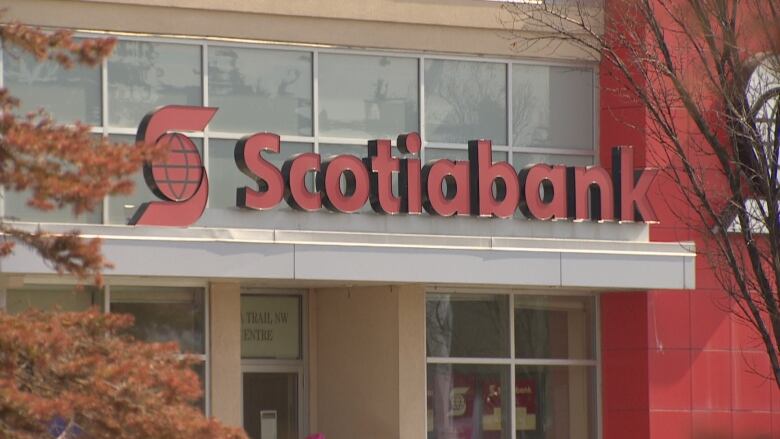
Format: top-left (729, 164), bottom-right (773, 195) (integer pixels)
top-left (242, 370), bottom-right (301, 439)
top-left (240, 290), bottom-right (306, 439)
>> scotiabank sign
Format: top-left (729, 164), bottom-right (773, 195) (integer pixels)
top-left (130, 105), bottom-right (657, 227)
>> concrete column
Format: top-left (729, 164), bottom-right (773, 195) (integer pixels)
top-left (312, 285), bottom-right (426, 439)
top-left (209, 282), bottom-right (242, 427)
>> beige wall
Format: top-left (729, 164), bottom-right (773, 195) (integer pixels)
top-left (0, 0), bottom-right (597, 60)
top-left (312, 284), bottom-right (426, 439)
top-left (209, 282), bottom-right (242, 428)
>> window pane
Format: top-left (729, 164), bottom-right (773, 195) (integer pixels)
top-left (241, 295), bottom-right (301, 359)
top-left (110, 285), bottom-right (205, 353)
top-left (512, 65), bottom-right (594, 150)
top-left (192, 361), bottom-right (206, 413)
top-left (424, 148), bottom-right (506, 163)
top-left (107, 135), bottom-right (203, 224)
top-left (108, 41), bottom-right (201, 127)
top-left (4, 133), bottom-right (105, 224)
top-left (514, 296), bottom-right (595, 360)
top-left (209, 47), bottom-right (312, 135)
top-left (426, 294), bottom-right (509, 358)
top-left (514, 365), bottom-right (596, 439)
top-left (427, 364), bottom-right (510, 439)
top-left (513, 153), bottom-right (593, 169)
top-left (4, 189), bottom-right (103, 224)
top-left (3, 42), bottom-right (101, 125)
top-left (6, 284), bottom-right (103, 314)
top-left (425, 60), bottom-right (506, 145)
top-left (209, 139), bottom-right (312, 210)
top-left (319, 54), bottom-right (418, 139)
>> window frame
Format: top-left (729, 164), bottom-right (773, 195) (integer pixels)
top-left (0, 32), bottom-right (598, 224)
top-left (0, 276), bottom-right (212, 416)
top-left (424, 288), bottom-right (602, 439)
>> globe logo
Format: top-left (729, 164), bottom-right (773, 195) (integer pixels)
top-left (145, 132), bottom-right (204, 202)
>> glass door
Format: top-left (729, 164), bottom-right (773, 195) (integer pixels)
top-left (240, 289), bottom-right (306, 439)
top-left (242, 368), bottom-right (302, 439)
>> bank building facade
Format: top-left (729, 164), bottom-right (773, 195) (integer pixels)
top-left (0, 1), bottom-right (773, 438)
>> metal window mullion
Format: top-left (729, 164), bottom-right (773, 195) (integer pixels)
top-left (202, 43), bottom-right (210, 208)
top-left (101, 57), bottom-right (110, 224)
top-left (507, 62), bottom-right (513, 167)
top-left (313, 50), bottom-right (319, 155)
top-left (508, 293), bottom-right (516, 439)
top-left (419, 56), bottom-right (425, 163)
top-left (104, 284), bottom-right (110, 313)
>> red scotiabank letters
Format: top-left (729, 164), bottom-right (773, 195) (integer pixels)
top-left (130, 105), bottom-right (658, 227)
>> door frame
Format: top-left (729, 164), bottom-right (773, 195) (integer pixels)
top-left (240, 288), bottom-right (308, 438)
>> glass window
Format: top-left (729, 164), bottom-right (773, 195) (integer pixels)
top-left (319, 53), bottom-right (418, 139)
top-left (107, 135), bottom-right (203, 224)
top-left (209, 47), bottom-right (312, 135)
top-left (514, 366), bottom-right (596, 439)
top-left (109, 285), bottom-right (205, 353)
top-left (426, 293), bottom-right (597, 439)
top-left (512, 65), bottom-right (594, 150)
top-left (209, 139), bottom-right (312, 210)
top-left (513, 153), bottom-right (593, 169)
top-left (4, 133), bottom-right (105, 224)
top-left (3, 41), bottom-right (101, 125)
top-left (6, 284), bottom-right (103, 314)
top-left (108, 41), bottom-right (202, 128)
top-left (514, 296), bottom-right (595, 360)
top-left (241, 295), bottom-right (301, 359)
top-left (424, 148), bottom-right (507, 164)
top-left (426, 294), bottom-right (509, 358)
top-left (425, 60), bottom-right (507, 145)
top-left (4, 189), bottom-right (103, 224)
top-left (427, 363), bottom-right (511, 439)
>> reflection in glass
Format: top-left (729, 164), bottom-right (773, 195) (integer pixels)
top-left (424, 148), bottom-right (507, 163)
top-left (319, 53), bottom-right (418, 138)
top-left (110, 286), bottom-right (205, 353)
top-left (108, 41), bottom-right (201, 127)
top-left (4, 189), bottom-right (103, 224)
top-left (427, 364), bottom-right (510, 439)
top-left (514, 296), bottom-right (595, 360)
top-left (107, 135), bottom-right (203, 224)
top-left (4, 135), bottom-right (104, 224)
top-left (513, 153), bottom-right (593, 170)
top-left (425, 60), bottom-right (507, 145)
top-left (426, 294), bottom-right (509, 358)
top-left (209, 139), bottom-right (312, 209)
top-left (209, 47), bottom-right (312, 135)
top-left (513, 66), bottom-right (594, 150)
top-left (514, 366), bottom-right (595, 439)
top-left (3, 42), bottom-right (101, 124)
top-left (193, 361), bottom-right (206, 413)
top-left (6, 284), bottom-right (103, 314)
top-left (243, 372), bottom-right (299, 439)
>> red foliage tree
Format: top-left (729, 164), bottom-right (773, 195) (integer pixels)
top-left (0, 22), bottom-right (248, 439)
top-left (0, 309), bottom-right (246, 439)
top-left (0, 22), bottom-right (165, 282)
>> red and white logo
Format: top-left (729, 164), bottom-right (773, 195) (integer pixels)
top-left (129, 105), bottom-right (657, 227)
top-left (129, 105), bottom-right (216, 227)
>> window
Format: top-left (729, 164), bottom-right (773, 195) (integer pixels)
top-left (426, 293), bottom-right (597, 439)
top-left (5, 284), bottom-right (102, 314)
top-left (208, 47), bottom-right (312, 136)
top-left (109, 285), bottom-right (206, 353)
top-left (425, 59), bottom-right (507, 145)
top-left (319, 53), bottom-right (418, 139)
top-left (1, 36), bottom-right (596, 224)
top-left (2, 282), bottom-right (210, 413)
